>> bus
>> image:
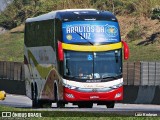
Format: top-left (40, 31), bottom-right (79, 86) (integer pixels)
top-left (24, 9), bottom-right (129, 108)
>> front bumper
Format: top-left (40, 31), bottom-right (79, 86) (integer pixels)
top-left (64, 86), bottom-right (123, 102)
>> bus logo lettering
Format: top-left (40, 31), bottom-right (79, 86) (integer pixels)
top-left (90, 96), bottom-right (99, 99)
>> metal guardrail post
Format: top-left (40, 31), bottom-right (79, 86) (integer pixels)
top-left (20, 64), bottom-right (22, 80)
top-left (134, 62), bottom-right (135, 85)
top-left (2, 61), bottom-right (4, 79)
top-left (127, 62), bottom-right (128, 85)
top-left (140, 62), bottom-right (142, 85)
top-left (148, 62), bottom-right (149, 85)
top-left (155, 62), bottom-right (156, 86)
top-left (17, 68), bottom-right (18, 80)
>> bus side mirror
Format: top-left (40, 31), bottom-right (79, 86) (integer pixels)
top-left (122, 40), bottom-right (129, 60)
top-left (58, 41), bottom-right (64, 61)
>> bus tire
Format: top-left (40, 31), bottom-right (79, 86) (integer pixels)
top-left (54, 84), bottom-right (65, 108)
top-left (32, 83), bottom-right (42, 108)
top-left (31, 84), bottom-right (37, 108)
top-left (78, 102), bottom-right (93, 108)
top-left (39, 101), bottom-right (52, 108)
top-left (106, 102), bottom-right (115, 108)
top-left (57, 101), bottom-right (65, 108)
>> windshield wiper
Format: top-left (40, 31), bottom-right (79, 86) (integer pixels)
top-left (68, 76), bottom-right (80, 79)
top-left (74, 30), bottom-right (93, 45)
top-left (102, 75), bottom-right (121, 79)
top-left (68, 75), bottom-right (89, 79)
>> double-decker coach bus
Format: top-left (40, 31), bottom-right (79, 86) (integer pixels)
top-left (24, 9), bottom-right (129, 108)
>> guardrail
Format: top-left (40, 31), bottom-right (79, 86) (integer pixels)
top-left (0, 61), bottom-right (25, 95)
top-left (123, 62), bottom-right (160, 86)
top-left (0, 61), bottom-right (24, 80)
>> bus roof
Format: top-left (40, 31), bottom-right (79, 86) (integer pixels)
top-left (26, 9), bottom-right (117, 23)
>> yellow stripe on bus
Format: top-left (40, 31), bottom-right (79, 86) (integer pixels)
top-left (62, 42), bottom-right (122, 52)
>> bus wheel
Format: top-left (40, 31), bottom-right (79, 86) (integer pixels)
top-left (106, 102), bottom-right (115, 108)
top-left (57, 101), bottom-right (65, 108)
top-left (54, 86), bottom-right (65, 108)
top-left (32, 84), bottom-right (42, 108)
top-left (32, 86), bottom-right (38, 108)
top-left (78, 102), bottom-right (93, 108)
top-left (40, 101), bottom-right (52, 108)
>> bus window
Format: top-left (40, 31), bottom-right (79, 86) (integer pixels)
top-left (63, 50), bottom-right (93, 79)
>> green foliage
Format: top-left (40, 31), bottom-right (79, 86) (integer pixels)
top-left (0, 0), bottom-right (159, 62)
top-left (91, 0), bottom-right (160, 16)
top-left (0, 0), bottom-right (160, 29)
top-left (127, 26), bottom-right (142, 41)
top-left (0, 32), bottom-right (24, 62)
top-left (128, 40), bottom-right (160, 62)
top-left (151, 6), bottom-right (160, 20)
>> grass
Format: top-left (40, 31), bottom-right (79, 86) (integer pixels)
top-left (0, 105), bottom-right (159, 119)
top-left (127, 40), bottom-right (160, 62)
top-left (0, 32), bottom-right (24, 62)
top-left (0, 104), bottom-right (22, 111)
top-left (26, 117), bottom-right (160, 120)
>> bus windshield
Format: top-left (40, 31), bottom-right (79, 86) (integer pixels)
top-left (62, 21), bottom-right (120, 44)
top-left (63, 50), bottom-right (122, 81)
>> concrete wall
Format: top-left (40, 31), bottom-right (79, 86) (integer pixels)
top-left (0, 79), bottom-right (25, 95)
top-left (121, 85), bottom-right (160, 105)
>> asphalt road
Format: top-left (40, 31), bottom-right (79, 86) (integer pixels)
top-left (1, 94), bottom-right (160, 116)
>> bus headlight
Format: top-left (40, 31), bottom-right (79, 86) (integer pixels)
top-left (63, 84), bottom-right (77, 90)
top-left (111, 83), bottom-right (123, 89)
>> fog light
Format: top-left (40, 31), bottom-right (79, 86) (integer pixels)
top-left (115, 92), bottom-right (122, 98)
top-left (66, 93), bottom-right (74, 98)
